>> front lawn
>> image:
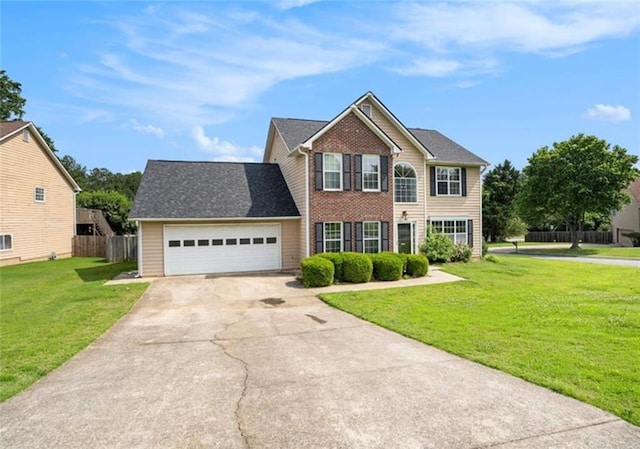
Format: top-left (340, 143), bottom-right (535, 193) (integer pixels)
top-left (518, 245), bottom-right (640, 259)
top-left (320, 257), bottom-right (640, 425)
top-left (0, 257), bottom-right (148, 402)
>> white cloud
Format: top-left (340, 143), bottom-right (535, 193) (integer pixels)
top-left (582, 104), bottom-right (631, 123)
top-left (275, 0), bottom-right (320, 10)
top-left (191, 126), bottom-right (262, 162)
top-left (130, 119), bottom-right (165, 138)
top-left (393, 2), bottom-right (640, 55)
top-left (392, 58), bottom-right (500, 78)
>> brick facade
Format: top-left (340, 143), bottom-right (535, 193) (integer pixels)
top-left (309, 111), bottom-right (394, 254)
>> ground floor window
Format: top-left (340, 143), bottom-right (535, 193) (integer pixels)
top-left (324, 222), bottom-right (342, 252)
top-left (363, 221), bottom-right (380, 253)
top-left (0, 234), bottom-right (12, 251)
top-left (430, 219), bottom-right (467, 245)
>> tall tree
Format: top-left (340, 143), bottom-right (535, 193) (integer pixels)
top-left (517, 134), bottom-right (638, 249)
top-left (0, 70), bottom-right (26, 120)
top-left (482, 159), bottom-right (521, 242)
top-left (77, 190), bottom-right (136, 235)
top-left (59, 155), bottom-right (88, 189)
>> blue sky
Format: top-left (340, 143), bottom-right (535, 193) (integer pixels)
top-left (2, 1), bottom-right (639, 173)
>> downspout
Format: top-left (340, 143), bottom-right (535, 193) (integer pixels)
top-left (295, 146), bottom-right (310, 257)
top-left (479, 164), bottom-right (488, 255)
top-left (423, 159), bottom-right (428, 253)
top-left (137, 220), bottom-right (143, 277)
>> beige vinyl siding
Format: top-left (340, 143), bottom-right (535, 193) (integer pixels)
top-left (140, 221), bottom-right (164, 276)
top-left (368, 103), bottom-right (428, 251)
top-left (0, 131), bottom-right (76, 266)
top-left (612, 190), bottom-right (640, 246)
top-left (139, 219), bottom-right (300, 276)
top-left (266, 129), bottom-right (308, 260)
top-left (427, 165), bottom-right (483, 257)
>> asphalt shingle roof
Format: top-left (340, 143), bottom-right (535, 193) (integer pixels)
top-left (129, 160), bottom-right (300, 219)
top-left (0, 120), bottom-right (29, 140)
top-left (271, 118), bottom-right (488, 165)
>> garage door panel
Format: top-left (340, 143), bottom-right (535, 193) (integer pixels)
top-left (164, 225), bottom-right (281, 275)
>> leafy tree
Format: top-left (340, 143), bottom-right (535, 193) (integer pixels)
top-left (36, 126), bottom-right (58, 152)
top-left (84, 168), bottom-right (142, 200)
top-left (517, 134), bottom-right (638, 249)
top-left (59, 155), bottom-right (88, 189)
top-left (77, 190), bottom-right (136, 235)
top-left (482, 159), bottom-right (521, 242)
top-left (0, 70), bottom-right (26, 120)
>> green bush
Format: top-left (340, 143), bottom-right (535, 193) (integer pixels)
top-left (396, 252), bottom-right (409, 273)
top-left (451, 243), bottom-right (473, 262)
top-left (341, 252), bottom-right (373, 283)
top-left (482, 237), bottom-right (489, 257)
top-left (369, 252), bottom-right (403, 281)
top-left (622, 231), bottom-right (640, 247)
top-left (419, 227), bottom-right (455, 263)
top-left (317, 252), bottom-right (345, 281)
top-left (405, 254), bottom-right (429, 277)
top-left (300, 256), bottom-right (334, 288)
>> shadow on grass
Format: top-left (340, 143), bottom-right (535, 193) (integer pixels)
top-left (520, 248), bottom-right (599, 257)
top-left (75, 260), bottom-right (137, 283)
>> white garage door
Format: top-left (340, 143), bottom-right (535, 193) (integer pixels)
top-left (164, 224), bottom-right (281, 276)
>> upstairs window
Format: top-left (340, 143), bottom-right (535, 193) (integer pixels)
top-left (394, 163), bottom-right (417, 202)
top-left (323, 153), bottom-right (342, 190)
top-left (362, 155), bottom-right (380, 191)
top-left (22, 129), bottom-right (29, 142)
top-left (34, 187), bottom-right (46, 203)
top-left (360, 104), bottom-right (372, 118)
top-left (436, 167), bottom-right (461, 196)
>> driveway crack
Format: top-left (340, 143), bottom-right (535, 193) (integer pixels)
top-left (210, 340), bottom-right (250, 449)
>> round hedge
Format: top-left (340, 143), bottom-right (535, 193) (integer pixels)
top-left (317, 252), bottom-right (345, 281)
top-left (405, 254), bottom-right (429, 277)
top-left (341, 252), bottom-right (373, 283)
top-left (300, 255), bottom-right (334, 287)
top-left (370, 252), bottom-right (403, 281)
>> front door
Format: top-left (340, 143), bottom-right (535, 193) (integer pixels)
top-left (397, 222), bottom-right (413, 254)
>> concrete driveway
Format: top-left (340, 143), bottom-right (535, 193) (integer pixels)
top-left (1, 273), bottom-right (639, 448)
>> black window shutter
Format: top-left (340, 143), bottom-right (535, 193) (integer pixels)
top-left (467, 219), bottom-right (474, 247)
top-left (430, 166), bottom-right (436, 196)
top-left (461, 167), bottom-right (467, 197)
top-left (314, 153), bottom-right (323, 191)
top-left (354, 155), bottom-right (362, 191)
top-left (381, 221), bottom-right (389, 251)
top-left (380, 155), bottom-right (389, 192)
top-left (315, 222), bottom-right (324, 254)
top-left (343, 154), bottom-right (351, 191)
top-left (355, 222), bottom-right (363, 252)
top-left (343, 222), bottom-right (352, 251)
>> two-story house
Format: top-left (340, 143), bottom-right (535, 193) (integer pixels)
top-left (1, 121), bottom-right (81, 266)
top-left (130, 92), bottom-right (488, 277)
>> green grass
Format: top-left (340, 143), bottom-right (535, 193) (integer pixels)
top-left (0, 257), bottom-right (148, 402)
top-left (517, 246), bottom-right (640, 259)
top-left (320, 257), bottom-right (640, 425)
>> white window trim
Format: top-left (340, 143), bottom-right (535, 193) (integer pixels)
top-left (363, 221), bottom-right (380, 253)
top-left (34, 186), bottom-right (46, 203)
top-left (362, 154), bottom-right (380, 192)
top-left (394, 162), bottom-right (418, 203)
top-left (429, 217), bottom-right (469, 245)
top-left (436, 166), bottom-right (462, 197)
top-left (323, 222), bottom-right (343, 252)
top-left (0, 234), bottom-right (13, 252)
top-left (360, 103), bottom-right (372, 118)
top-left (323, 153), bottom-right (343, 191)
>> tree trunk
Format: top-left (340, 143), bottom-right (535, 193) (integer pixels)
top-left (569, 215), bottom-right (580, 249)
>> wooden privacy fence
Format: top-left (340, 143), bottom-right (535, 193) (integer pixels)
top-left (525, 231), bottom-right (612, 244)
top-left (73, 236), bottom-right (137, 262)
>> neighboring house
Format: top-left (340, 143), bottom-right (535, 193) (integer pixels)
top-left (76, 208), bottom-right (115, 236)
top-left (612, 177), bottom-right (640, 246)
top-left (0, 121), bottom-right (81, 266)
top-left (130, 92), bottom-right (488, 277)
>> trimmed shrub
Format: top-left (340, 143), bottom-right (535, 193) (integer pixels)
top-left (622, 231), bottom-right (640, 247)
top-left (300, 256), bottom-right (334, 288)
top-left (317, 252), bottom-right (345, 281)
top-left (341, 252), bottom-right (373, 283)
top-left (405, 254), bottom-right (429, 277)
top-left (396, 252), bottom-right (409, 273)
top-left (369, 252), bottom-right (403, 281)
top-left (451, 243), bottom-right (472, 263)
top-left (420, 227), bottom-right (454, 263)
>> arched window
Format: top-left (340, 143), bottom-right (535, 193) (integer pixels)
top-left (394, 163), bottom-right (417, 203)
